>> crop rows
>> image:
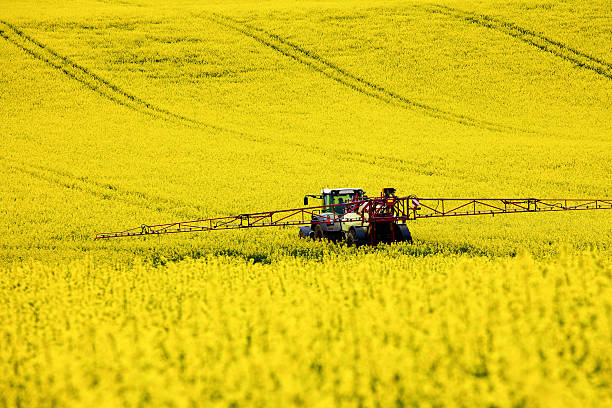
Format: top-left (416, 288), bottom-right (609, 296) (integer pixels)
top-left (423, 4), bottom-right (612, 80)
top-left (1, 19), bottom-right (472, 181)
top-left (207, 13), bottom-right (528, 134)
top-left (2, 158), bottom-right (204, 219)
top-left (0, 20), bottom-right (235, 132)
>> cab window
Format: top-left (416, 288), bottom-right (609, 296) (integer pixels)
top-left (326, 194), bottom-right (354, 215)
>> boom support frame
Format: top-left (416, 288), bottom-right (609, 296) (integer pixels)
top-left (95, 197), bottom-right (611, 240)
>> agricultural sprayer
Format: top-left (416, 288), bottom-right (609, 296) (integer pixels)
top-left (95, 188), bottom-right (611, 246)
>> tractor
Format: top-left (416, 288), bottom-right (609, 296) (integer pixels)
top-left (298, 187), bottom-right (413, 246)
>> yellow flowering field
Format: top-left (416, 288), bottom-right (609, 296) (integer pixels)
top-left (0, 0), bottom-right (611, 406)
top-left (2, 251), bottom-right (611, 407)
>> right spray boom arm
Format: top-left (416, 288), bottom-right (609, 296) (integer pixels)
top-left (403, 198), bottom-right (612, 219)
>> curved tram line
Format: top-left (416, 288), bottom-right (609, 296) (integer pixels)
top-left (207, 13), bottom-right (530, 134)
top-left (0, 20), bottom-right (234, 131)
top-left (423, 4), bottom-right (612, 80)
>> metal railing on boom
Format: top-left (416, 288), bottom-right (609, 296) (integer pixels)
top-left (94, 195), bottom-right (611, 240)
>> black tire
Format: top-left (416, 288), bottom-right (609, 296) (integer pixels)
top-left (394, 224), bottom-right (413, 243)
top-left (345, 229), bottom-right (357, 246)
top-left (345, 227), bottom-right (368, 247)
top-left (314, 224), bottom-right (325, 241)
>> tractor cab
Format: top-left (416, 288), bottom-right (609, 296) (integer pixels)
top-left (304, 188), bottom-right (365, 215)
top-left (322, 188), bottom-right (365, 215)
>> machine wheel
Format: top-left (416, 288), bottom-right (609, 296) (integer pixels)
top-left (394, 224), bottom-right (413, 243)
top-left (314, 224), bottom-right (326, 240)
top-left (298, 226), bottom-right (312, 239)
top-left (345, 227), bottom-right (368, 247)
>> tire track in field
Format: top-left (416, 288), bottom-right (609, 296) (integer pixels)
top-left (423, 4), bottom-right (612, 80)
top-left (207, 13), bottom-right (530, 134)
top-left (0, 20), bottom-right (468, 189)
top-left (0, 20), bottom-right (239, 133)
top-left (0, 20), bottom-right (369, 148)
top-left (2, 158), bottom-right (206, 219)
top-left (1, 18), bottom-right (529, 172)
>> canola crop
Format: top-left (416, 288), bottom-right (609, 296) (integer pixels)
top-left (2, 251), bottom-right (612, 407)
top-left (0, 0), bottom-right (611, 406)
